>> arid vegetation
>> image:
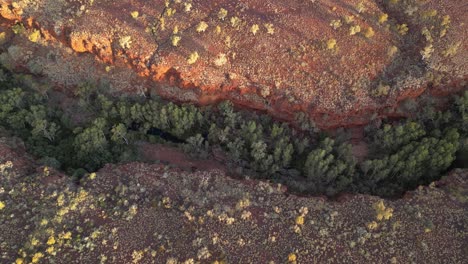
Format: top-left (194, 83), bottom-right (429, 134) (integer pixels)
top-left (0, 137), bottom-right (467, 263)
top-left (0, 67), bottom-right (466, 197)
top-left (0, 0), bottom-right (466, 263)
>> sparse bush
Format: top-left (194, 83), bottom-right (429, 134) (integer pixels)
top-left (294, 112), bottom-right (319, 133)
top-left (11, 23), bottom-right (25, 35)
top-left (184, 134), bottom-right (209, 159)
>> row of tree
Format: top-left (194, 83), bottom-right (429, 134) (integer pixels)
top-left (0, 67), bottom-right (466, 196)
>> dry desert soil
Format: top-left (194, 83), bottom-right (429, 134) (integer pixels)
top-left (0, 0), bottom-right (467, 263)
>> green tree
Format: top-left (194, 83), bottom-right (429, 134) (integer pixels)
top-left (0, 87), bottom-right (24, 117)
top-left (272, 136), bottom-right (294, 168)
top-left (453, 91), bottom-right (468, 133)
top-left (373, 121), bottom-right (426, 153)
top-left (295, 112), bottom-right (319, 133)
top-left (227, 138), bottom-right (245, 164)
top-left (208, 124), bottom-right (231, 144)
top-left (241, 121), bottom-right (263, 146)
top-left (116, 101), bottom-right (133, 125)
top-left (111, 123), bottom-right (129, 145)
top-left (31, 119), bottom-right (59, 142)
top-left (184, 134), bottom-right (209, 158)
top-left (303, 138), bottom-right (355, 195)
top-left (362, 128), bottom-right (460, 195)
top-left (74, 82), bottom-right (95, 106)
top-left (219, 101), bottom-right (240, 128)
top-left (250, 140), bottom-right (276, 174)
top-left (73, 118), bottom-right (112, 170)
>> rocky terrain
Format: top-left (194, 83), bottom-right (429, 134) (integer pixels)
top-left (0, 137), bottom-right (467, 263)
top-left (0, 0), bottom-right (467, 263)
top-left (0, 0), bottom-right (466, 128)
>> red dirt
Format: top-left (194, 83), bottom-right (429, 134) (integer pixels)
top-left (137, 141), bottom-right (227, 172)
top-left (0, 137), bottom-right (467, 263)
top-left (0, 0), bottom-right (466, 129)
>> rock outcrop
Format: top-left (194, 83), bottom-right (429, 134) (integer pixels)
top-left (0, 0), bottom-right (466, 128)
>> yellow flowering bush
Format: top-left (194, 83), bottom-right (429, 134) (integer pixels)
top-left (288, 253), bottom-right (297, 262)
top-left (295, 215), bottom-right (305, 225)
top-left (374, 201), bottom-right (393, 221)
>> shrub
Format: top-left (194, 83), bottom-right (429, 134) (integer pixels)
top-left (184, 134), bottom-right (209, 159)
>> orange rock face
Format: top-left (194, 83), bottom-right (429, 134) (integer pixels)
top-left (0, 0), bottom-right (466, 128)
top-left (70, 32), bottom-right (114, 63)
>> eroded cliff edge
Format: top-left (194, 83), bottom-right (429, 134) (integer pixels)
top-left (0, 0), bottom-right (466, 128)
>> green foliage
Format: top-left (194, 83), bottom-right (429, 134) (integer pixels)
top-left (272, 137), bottom-right (294, 168)
top-left (226, 138), bottom-right (245, 164)
top-left (303, 138), bottom-right (355, 195)
top-left (0, 65), bottom-right (466, 197)
top-left (206, 108), bottom-right (300, 176)
top-left (250, 140), bottom-right (275, 174)
top-left (38, 156), bottom-right (61, 169)
top-left (73, 118), bottom-right (113, 170)
top-left (208, 124), bottom-right (230, 144)
top-left (293, 136), bottom-right (310, 155)
top-left (362, 128), bottom-right (460, 195)
top-left (162, 103), bottom-right (204, 137)
top-left (184, 134), bottom-right (209, 159)
top-left (111, 123), bottom-right (129, 145)
top-left (456, 137), bottom-right (468, 168)
top-left (453, 91), bottom-right (468, 133)
top-left (295, 112), bottom-right (319, 133)
top-left (133, 101), bottom-right (204, 138)
top-left (31, 119), bottom-right (59, 142)
top-left (115, 101), bottom-right (132, 125)
top-left (11, 23), bottom-right (25, 35)
top-left (97, 94), bottom-right (115, 118)
top-left (373, 121), bottom-right (426, 153)
top-left (241, 120), bottom-right (263, 146)
top-left (74, 82), bottom-right (96, 105)
top-left (72, 168), bottom-right (88, 181)
top-left (219, 101), bottom-right (240, 128)
top-left (0, 87), bottom-right (25, 119)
